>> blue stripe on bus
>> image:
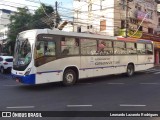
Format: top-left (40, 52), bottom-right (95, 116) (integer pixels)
top-left (12, 74), bottom-right (35, 85)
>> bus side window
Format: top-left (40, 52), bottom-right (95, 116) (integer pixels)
top-left (114, 41), bottom-right (126, 55)
top-left (81, 39), bottom-right (97, 55)
top-left (44, 42), bottom-right (55, 56)
top-left (126, 42), bottom-right (136, 54)
top-left (97, 40), bottom-right (113, 55)
top-left (146, 44), bottom-right (153, 55)
top-left (36, 41), bottom-right (44, 58)
top-left (137, 43), bottom-right (146, 54)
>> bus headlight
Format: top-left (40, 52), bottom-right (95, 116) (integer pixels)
top-left (24, 68), bottom-right (31, 76)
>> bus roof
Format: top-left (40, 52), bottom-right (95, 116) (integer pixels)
top-left (117, 37), bottom-right (153, 43)
top-left (19, 29), bottom-right (117, 40)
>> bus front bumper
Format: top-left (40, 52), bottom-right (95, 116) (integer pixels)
top-left (12, 74), bottom-right (36, 85)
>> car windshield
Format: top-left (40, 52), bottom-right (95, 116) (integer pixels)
top-left (13, 38), bottom-right (32, 71)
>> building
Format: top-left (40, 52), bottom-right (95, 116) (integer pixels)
top-left (0, 9), bottom-right (13, 53)
top-left (73, 0), bottom-right (160, 64)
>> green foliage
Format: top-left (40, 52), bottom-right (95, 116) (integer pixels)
top-left (32, 3), bottom-right (55, 28)
top-left (7, 4), bottom-right (61, 55)
top-left (8, 7), bottom-right (32, 41)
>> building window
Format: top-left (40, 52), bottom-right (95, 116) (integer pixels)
top-left (77, 26), bottom-right (81, 32)
top-left (100, 20), bottom-right (106, 31)
top-left (148, 11), bottom-right (153, 19)
top-left (138, 26), bottom-right (143, 31)
top-left (148, 28), bottom-right (153, 34)
top-left (158, 18), bottom-right (160, 26)
top-left (121, 20), bottom-right (125, 29)
top-left (137, 6), bottom-right (141, 11)
top-left (87, 25), bottom-right (93, 29)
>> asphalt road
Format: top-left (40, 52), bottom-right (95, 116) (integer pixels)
top-left (0, 68), bottom-right (160, 120)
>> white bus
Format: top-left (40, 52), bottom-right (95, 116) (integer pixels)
top-left (12, 29), bottom-right (154, 85)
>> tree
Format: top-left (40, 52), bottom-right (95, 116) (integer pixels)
top-left (7, 7), bottom-right (32, 55)
top-left (32, 3), bottom-right (54, 28)
top-left (33, 3), bottom-right (61, 28)
top-left (7, 4), bottom-right (61, 55)
top-left (8, 7), bottom-right (32, 42)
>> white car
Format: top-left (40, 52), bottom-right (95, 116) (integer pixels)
top-left (0, 56), bottom-right (13, 73)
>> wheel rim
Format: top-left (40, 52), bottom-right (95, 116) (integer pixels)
top-left (128, 67), bottom-right (133, 75)
top-left (66, 73), bottom-right (74, 83)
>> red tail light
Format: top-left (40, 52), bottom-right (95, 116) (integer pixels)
top-left (3, 62), bottom-right (8, 65)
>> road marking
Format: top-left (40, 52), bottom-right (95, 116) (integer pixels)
top-left (67, 105), bottom-right (93, 107)
top-left (6, 106), bottom-right (35, 109)
top-left (140, 83), bottom-right (159, 85)
top-left (107, 83), bottom-right (125, 85)
top-left (120, 104), bottom-right (146, 107)
top-left (154, 72), bottom-right (160, 74)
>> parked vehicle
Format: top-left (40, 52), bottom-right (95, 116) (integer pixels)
top-left (0, 56), bottom-right (13, 73)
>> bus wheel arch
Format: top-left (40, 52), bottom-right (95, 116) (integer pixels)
top-left (63, 67), bottom-right (79, 86)
top-left (126, 63), bottom-right (135, 77)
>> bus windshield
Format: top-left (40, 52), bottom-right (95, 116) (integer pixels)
top-left (13, 38), bottom-right (32, 71)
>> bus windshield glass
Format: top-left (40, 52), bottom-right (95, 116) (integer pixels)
top-left (13, 38), bottom-right (32, 71)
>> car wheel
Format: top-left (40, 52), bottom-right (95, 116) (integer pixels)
top-left (63, 69), bottom-right (76, 86)
top-left (1, 67), bottom-right (5, 74)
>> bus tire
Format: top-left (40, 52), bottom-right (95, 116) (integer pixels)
top-left (63, 69), bottom-right (76, 86)
top-left (126, 64), bottom-right (134, 77)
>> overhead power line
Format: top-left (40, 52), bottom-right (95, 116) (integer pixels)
top-left (0, 0), bottom-right (39, 8)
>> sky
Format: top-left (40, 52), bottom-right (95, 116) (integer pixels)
top-left (0, 0), bottom-right (73, 11)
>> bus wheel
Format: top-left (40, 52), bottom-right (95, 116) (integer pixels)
top-left (126, 64), bottom-right (134, 77)
top-left (63, 69), bottom-right (76, 86)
